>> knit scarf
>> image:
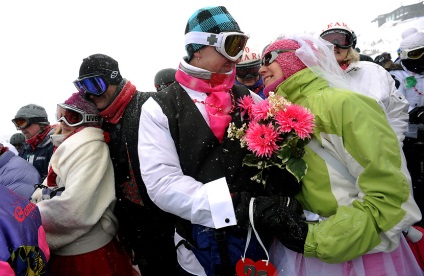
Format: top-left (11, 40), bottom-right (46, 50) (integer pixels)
top-left (27, 125), bottom-right (53, 150)
top-left (175, 66), bottom-right (235, 142)
top-left (99, 81), bottom-right (137, 124)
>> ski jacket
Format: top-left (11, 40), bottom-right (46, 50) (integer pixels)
top-left (0, 150), bottom-right (40, 199)
top-left (390, 67), bottom-right (424, 111)
top-left (275, 68), bottom-right (421, 263)
top-left (345, 61), bottom-right (409, 144)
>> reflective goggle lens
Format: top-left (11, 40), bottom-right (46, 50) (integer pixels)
top-left (12, 118), bottom-right (30, 130)
top-left (406, 47), bottom-right (424, 59)
top-left (73, 75), bottom-right (108, 95)
top-left (261, 50), bottom-right (295, 66)
top-left (56, 105), bottom-right (84, 126)
top-left (224, 35), bottom-right (248, 57)
top-left (321, 31), bottom-right (353, 49)
top-left (236, 66), bottom-right (260, 79)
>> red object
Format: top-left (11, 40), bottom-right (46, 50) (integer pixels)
top-left (48, 238), bottom-right (138, 276)
top-left (236, 258), bottom-right (277, 276)
top-left (407, 226), bottom-right (424, 271)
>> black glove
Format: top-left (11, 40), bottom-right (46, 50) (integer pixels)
top-left (232, 192), bottom-right (252, 230)
top-left (264, 167), bottom-right (302, 197)
top-left (254, 195), bottom-right (307, 253)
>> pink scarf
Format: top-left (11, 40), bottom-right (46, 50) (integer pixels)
top-left (175, 67), bottom-right (235, 142)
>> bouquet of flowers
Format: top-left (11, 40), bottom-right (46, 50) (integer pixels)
top-left (227, 92), bottom-right (315, 186)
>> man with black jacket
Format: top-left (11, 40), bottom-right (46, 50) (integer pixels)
top-left (73, 54), bottom-right (178, 275)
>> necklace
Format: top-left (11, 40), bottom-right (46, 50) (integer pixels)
top-left (193, 90), bottom-right (236, 113)
top-left (410, 73), bottom-right (424, 96)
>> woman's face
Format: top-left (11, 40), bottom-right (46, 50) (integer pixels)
top-left (333, 46), bottom-right (349, 65)
top-left (60, 121), bottom-right (75, 136)
top-left (259, 61), bottom-right (284, 87)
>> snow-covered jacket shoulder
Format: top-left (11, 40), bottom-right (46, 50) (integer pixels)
top-left (390, 66), bottom-right (424, 111)
top-left (36, 127), bottom-right (117, 256)
top-left (0, 150), bottom-right (40, 199)
top-left (346, 61), bottom-right (409, 143)
top-left (275, 68), bottom-right (421, 263)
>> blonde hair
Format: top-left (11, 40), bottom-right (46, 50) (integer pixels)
top-left (344, 47), bottom-right (360, 64)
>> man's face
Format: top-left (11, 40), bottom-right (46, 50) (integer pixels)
top-left (87, 84), bottom-right (117, 110)
top-left (194, 46), bottom-right (239, 74)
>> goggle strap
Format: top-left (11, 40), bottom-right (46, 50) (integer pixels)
top-left (184, 31), bottom-right (224, 47)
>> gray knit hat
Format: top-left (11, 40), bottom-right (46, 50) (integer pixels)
top-left (14, 104), bottom-right (49, 125)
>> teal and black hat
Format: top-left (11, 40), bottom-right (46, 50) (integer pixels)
top-left (184, 6), bottom-right (241, 61)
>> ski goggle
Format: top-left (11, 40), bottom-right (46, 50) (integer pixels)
top-left (185, 31), bottom-right (249, 61)
top-left (236, 66), bottom-right (260, 79)
top-left (12, 117), bottom-right (46, 130)
top-left (56, 103), bottom-right (100, 127)
top-left (320, 29), bottom-right (354, 49)
top-left (261, 49), bottom-right (295, 66)
top-left (73, 75), bottom-right (108, 96)
top-left (400, 46), bottom-right (424, 60)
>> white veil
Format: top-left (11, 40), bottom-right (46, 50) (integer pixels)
top-left (271, 33), bottom-right (363, 93)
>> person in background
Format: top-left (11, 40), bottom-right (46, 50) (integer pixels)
top-left (154, 68), bottom-right (177, 92)
top-left (138, 6), bottom-right (302, 275)
top-left (0, 185), bottom-right (49, 275)
top-left (320, 22), bottom-right (410, 145)
top-left (31, 92), bottom-right (135, 275)
top-left (391, 30), bottom-right (424, 112)
top-left (73, 54), bottom-right (177, 275)
top-left (11, 104), bottom-right (55, 181)
top-left (374, 52), bottom-right (404, 87)
top-left (259, 33), bottom-right (422, 275)
top-left (235, 44), bottom-right (266, 99)
top-left (9, 132), bottom-right (26, 155)
top-left (0, 142), bottom-right (40, 199)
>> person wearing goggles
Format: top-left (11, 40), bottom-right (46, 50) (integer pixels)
top-left (30, 91), bottom-right (135, 275)
top-left (138, 6), bottom-right (273, 276)
top-left (74, 51), bottom-right (178, 274)
top-left (235, 45), bottom-right (267, 99)
top-left (319, 22), bottom-right (409, 145)
top-left (11, 104), bottom-right (55, 182)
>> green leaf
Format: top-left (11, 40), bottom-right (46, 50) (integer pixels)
top-left (286, 158), bottom-right (308, 182)
top-left (276, 145), bottom-right (291, 163)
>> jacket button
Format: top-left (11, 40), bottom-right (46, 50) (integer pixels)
top-left (225, 218), bottom-right (230, 223)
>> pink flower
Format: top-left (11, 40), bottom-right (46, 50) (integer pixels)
top-left (245, 122), bottom-right (280, 158)
top-left (251, 100), bottom-right (271, 122)
top-left (275, 104), bottom-right (315, 139)
top-left (237, 96), bottom-right (255, 118)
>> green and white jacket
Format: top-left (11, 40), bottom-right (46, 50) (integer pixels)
top-left (274, 68), bottom-right (421, 263)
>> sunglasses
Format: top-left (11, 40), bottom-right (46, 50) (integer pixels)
top-left (73, 75), bottom-right (108, 96)
top-left (400, 46), bottom-right (424, 60)
top-left (236, 65), bottom-right (260, 79)
top-left (12, 117), bottom-right (46, 130)
top-left (320, 29), bottom-right (354, 49)
top-left (56, 103), bottom-right (100, 127)
top-left (185, 31), bottom-right (250, 61)
top-left (261, 49), bottom-right (295, 66)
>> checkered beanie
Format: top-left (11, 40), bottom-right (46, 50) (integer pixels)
top-left (185, 6), bottom-right (241, 61)
top-left (78, 54), bottom-right (123, 85)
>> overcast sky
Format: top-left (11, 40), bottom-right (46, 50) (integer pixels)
top-left (0, 0), bottom-right (419, 141)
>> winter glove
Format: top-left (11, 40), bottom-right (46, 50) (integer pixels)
top-left (249, 195), bottom-right (307, 253)
top-left (264, 166), bottom-right (302, 197)
top-left (232, 191), bottom-right (252, 230)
